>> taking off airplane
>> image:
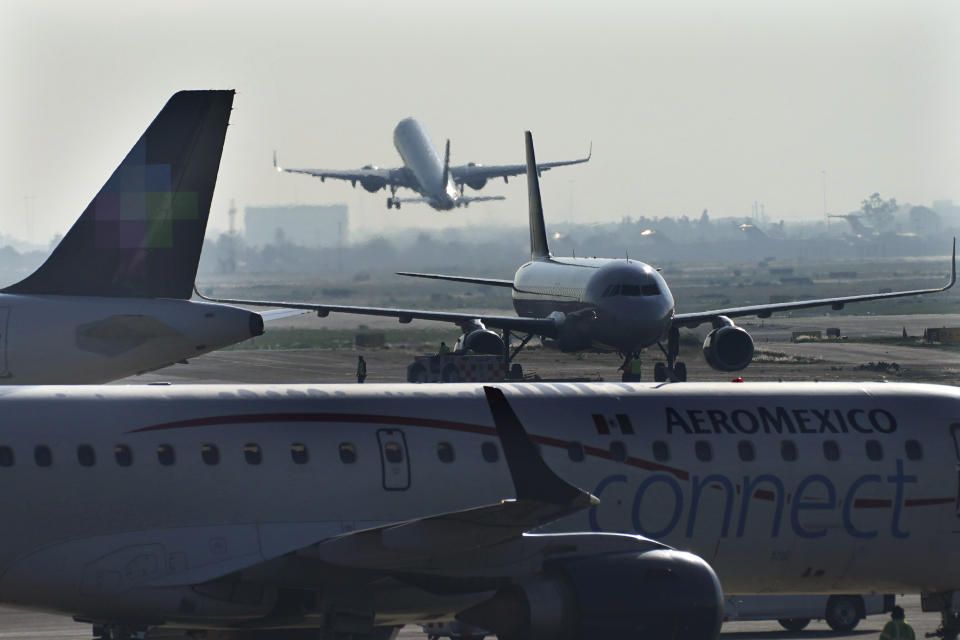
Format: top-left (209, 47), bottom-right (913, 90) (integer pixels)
top-left (0, 381), bottom-right (958, 640)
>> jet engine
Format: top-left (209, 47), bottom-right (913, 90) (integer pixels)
top-left (459, 548), bottom-right (722, 640)
top-left (358, 166), bottom-right (387, 192)
top-left (455, 329), bottom-right (505, 356)
top-left (463, 164), bottom-right (487, 191)
top-left (702, 324), bottom-right (754, 372)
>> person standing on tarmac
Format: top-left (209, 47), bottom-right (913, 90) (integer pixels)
top-left (356, 355), bottom-right (367, 384)
top-left (437, 341), bottom-right (451, 356)
top-left (880, 606), bottom-right (915, 640)
top-left (618, 354), bottom-right (642, 381)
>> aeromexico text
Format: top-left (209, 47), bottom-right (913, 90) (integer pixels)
top-left (665, 406), bottom-right (897, 435)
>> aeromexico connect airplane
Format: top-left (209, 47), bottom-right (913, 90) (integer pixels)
top-left (2, 381), bottom-right (960, 640)
top-left (0, 90), bottom-right (284, 384)
top-left (204, 132), bottom-right (956, 382)
top-left (273, 117), bottom-right (591, 210)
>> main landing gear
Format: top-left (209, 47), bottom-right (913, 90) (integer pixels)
top-left (654, 326), bottom-right (687, 382)
top-left (386, 197), bottom-right (401, 210)
top-left (923, 592), bottom-right (960, 640)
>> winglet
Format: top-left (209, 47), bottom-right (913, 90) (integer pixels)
top-left (273, 150), bottom-right (282, 172)
top-left (949, 237), bottom-right (956, 290)
top-left (483, 386), bottom-right (594, 505)
top-left (586, 141), bottom-right (592, 161)
top-left (525, 131), bottom-right (551, 260)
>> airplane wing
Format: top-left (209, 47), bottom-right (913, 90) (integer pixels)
top-left (673, 238), bottom-right (956, 328)
top-left (194, 285), bottom-right (561, 337)
top-left (273, 151), bottom-right (410, 188)
top-left (259, 308), bottom-right (311, 321)
top-left (395, 271), bottom-right (515, 288)
top-left (449, 143), bottom-right (591, 183)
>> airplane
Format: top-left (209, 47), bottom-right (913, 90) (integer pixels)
top-left (1, 380), bottom-right (959, 640)
top-left (201, 131), bottom-right (956, 382)
top-left (0, 90), bottom-right (287, 384)
top-left (273, 117), bottom-right (591, 211)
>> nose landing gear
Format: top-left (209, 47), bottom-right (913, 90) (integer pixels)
top-left (923, 592), bottom-right (960, 640)
top-left (655, 326), bottom-right (687, 382)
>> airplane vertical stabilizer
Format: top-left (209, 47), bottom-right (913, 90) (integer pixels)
top-left (525, 131), bottom-right (550, 259)
top-left (3, 90), bottom-right (234, 299)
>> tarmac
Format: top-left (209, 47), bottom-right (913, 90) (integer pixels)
top-left (6, 313), bottom-right (960, 638)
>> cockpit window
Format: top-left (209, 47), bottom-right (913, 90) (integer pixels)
top-left (602, 283), bottom-right (660, 297)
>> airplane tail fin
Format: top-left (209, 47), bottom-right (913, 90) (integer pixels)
top-left (441, 139), bottom-right (451, 189)
top-left (525, 131), bottom-right (550, 259)
top-left (3, 90), bottom-right (234, 299)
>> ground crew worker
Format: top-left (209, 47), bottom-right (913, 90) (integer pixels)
top-left (618, 354), bottom-right (641, 381)
top-left (437, 341), bottom-right (451, 356)
top-left (880, 606), bottom-right (915, 640)
top-left (356, 355), bottom-right (367, 383)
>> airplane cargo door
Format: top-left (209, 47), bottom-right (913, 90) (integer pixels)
top-left (377, 429), bottom-right (410, 491)
top-left (952, 424), bottom-right (960, 516)
top-left (0, 308), bottom-right (8, 378)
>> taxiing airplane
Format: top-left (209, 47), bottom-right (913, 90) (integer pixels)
top-left (203, 131), bottom-right (956, 382)
top-left (1, 381), bottom-right (959, 640)
top-left (273, 117), bottom-right (591, 210)
top-left (0, 90), bottom-right (278, 384)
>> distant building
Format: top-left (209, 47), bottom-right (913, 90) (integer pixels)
top-left (244, 204), bottom-right (348, 248)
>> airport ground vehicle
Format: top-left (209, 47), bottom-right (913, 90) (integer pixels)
top-left (724, 594), bottom-right (895, 632)
top-left (406, 353), bottom-right (507, 382)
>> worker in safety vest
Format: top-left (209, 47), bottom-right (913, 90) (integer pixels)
top-left (618, 354), bottom-right (642, 381)
top-left (356, 356), bottom-right (367, 384)
top-left (880, 606), bottom-right (915, 640)
top-left (437, 341), bottom-right (451, 356)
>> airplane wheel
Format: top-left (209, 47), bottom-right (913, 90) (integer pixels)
top-left (407, 363), bottom-right (428, 383)
top-left (395, 201), bottom-right (401, 210)
top-left (386, 197), bottom-right (393, 209)
top-left (674, 361), bottom-right (687, 382)
top-left (654, 362), bottom-right (667, 382)
top-left (778, 618), bottom-right (811, 631)
top-left (441, 364), bottom-right (460, 383)
top-left (825, 596), bottom-right (862, 632)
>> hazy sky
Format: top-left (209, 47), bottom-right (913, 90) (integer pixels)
top-left (2, 0), bottom-right (958, 245)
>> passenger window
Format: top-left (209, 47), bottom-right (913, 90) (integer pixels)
top-left (652, 440), bottom-right (670, 462)
top-left (114, 445), bottom-right (133, 467)
top-left (823, 440), bottom-right (840, 461)
top-left (567, 441), bottom-right (585, 462)
top-left (866, 439), bottom-right (884, 461)
top-left (905, 439), bottom-right (922, 461)
top-left (695, 441), bottom-right (712, 462)
top-left (436, 442), bottom-right (455, 463)
top-left (737, 440), bottom-right (755, 462)
top-left (156, 444), bottom-right (175, 466)
top-left (780, 440), bottom-right (798, 462)
top-left (77, 444), bottom-right (96, 467)
top-left (244, 443), bottom-right (263, 465)
top-left (35, 445), bottom-right (52, 467)
top-left (610, 441), bottom-right (627, 463)
top-left (0, 446), bottom-right (13, 467)
top-left (201, 443), bottom-right (220, 466)
top-left (384, 441), bottom-right (404, 464)
top-left (481, 442), bottom-right (500, 463)
top-left (339, 443), bottom-right (357, 464)
top-left (290, 443), bottom-right (309, 465)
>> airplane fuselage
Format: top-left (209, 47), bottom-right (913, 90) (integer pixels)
top-left (511, 256), bottom-right (674, 352)
top-left (0, 296), bottom-right (262, 383)
top-left (0, 381), bottom-right (956, 628)
top-left (393, 118), bottom-right (459, 210)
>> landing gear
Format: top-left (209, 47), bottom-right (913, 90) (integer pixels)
top-left (655, 326), bottom-right (687, 382)
top-left (501, 329), bottom-right (533, 380)
top-left (386, 186), bottom-right (401, 210)
top-left (924, 592), bottom-right (960, 640)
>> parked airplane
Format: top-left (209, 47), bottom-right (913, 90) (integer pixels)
top-left (1, 381), bottom-right (959, 640)
top-left (0, 90), bottom-right (278, 384)
top-left (203, 132), bottom-right (956, 382)
top-left (273, 117), bottom-right (591, 211)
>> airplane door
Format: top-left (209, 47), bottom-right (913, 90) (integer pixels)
top-left (951, 424), bottom-right (960, 516)
top-left (377, 429), bottom-right (410, 491)
top-left (0, 307), bottom-right (8, 378)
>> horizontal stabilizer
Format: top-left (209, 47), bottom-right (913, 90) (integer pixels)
top-left (4, 91), bottom-right (234, 299)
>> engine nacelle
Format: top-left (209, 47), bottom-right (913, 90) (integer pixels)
top-left (454, 329), bottom-right (505, 356)
top-left (360, 176), bottom-right (387, 193)
top-left (464, 176), bottom-right (487, 191)
top-left (702, 325), bottom-right (754, 372)
top-left (460, 549), bottom-right (722, 640)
